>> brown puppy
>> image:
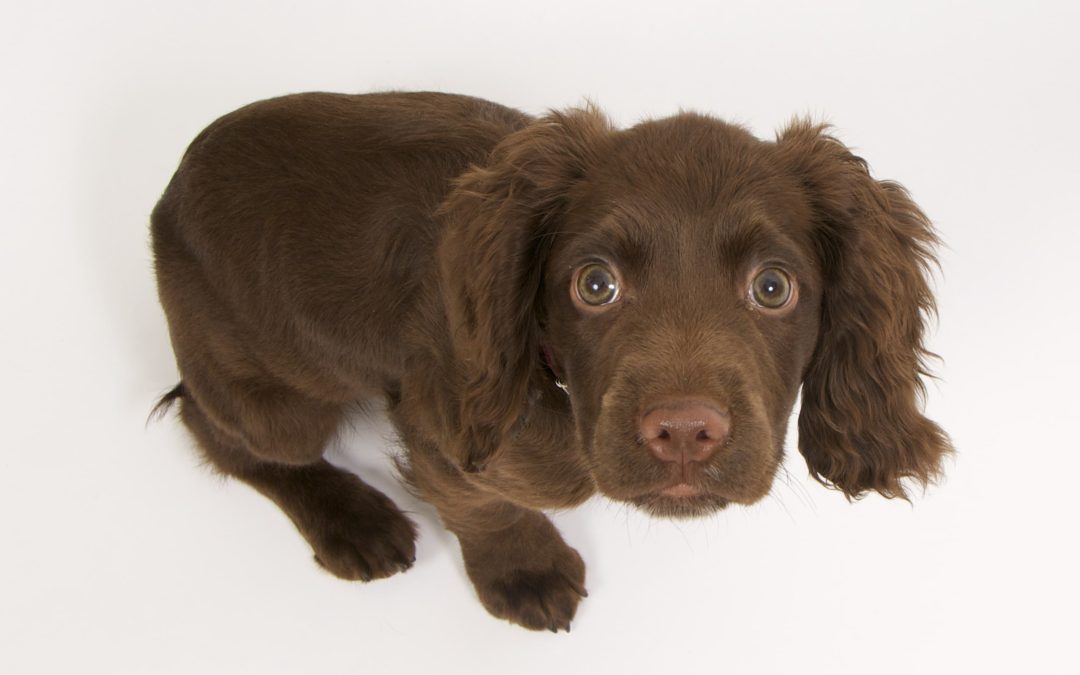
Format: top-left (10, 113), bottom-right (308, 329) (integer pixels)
top-left (151, 92), bottom-right (951, 631)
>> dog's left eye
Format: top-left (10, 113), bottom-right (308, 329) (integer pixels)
top-left (750, 267), bottom-right (795, 309)
top-left (574, 263), bottom-right (621, 307)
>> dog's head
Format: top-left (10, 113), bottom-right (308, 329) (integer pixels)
top-left (439, 106), bottom-right (951, 517)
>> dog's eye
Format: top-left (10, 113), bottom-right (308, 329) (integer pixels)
top-left (750, 267), bottom-right (794, 309)
top-left (574, 263), bottom-right (621, 307)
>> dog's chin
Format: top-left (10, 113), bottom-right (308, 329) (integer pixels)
top-left (626, 490), bottom-right (731, 520)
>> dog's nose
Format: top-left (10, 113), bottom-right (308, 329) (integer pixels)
top-left (639, 399), bottom-right (730, 464)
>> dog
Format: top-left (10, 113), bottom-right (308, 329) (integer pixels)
top-left (150, 91), bottom-right (951, 631)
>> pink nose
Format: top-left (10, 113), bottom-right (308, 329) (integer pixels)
top-left (639, 399), bottom-right (730, 464)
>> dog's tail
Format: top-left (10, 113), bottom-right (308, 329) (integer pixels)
top-left (147, 382), bottom-right (186, 425)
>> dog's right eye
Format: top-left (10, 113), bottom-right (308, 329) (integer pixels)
top-left (573, 263), bottom-right (621, 307)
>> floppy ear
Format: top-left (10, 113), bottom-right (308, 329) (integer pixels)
top-left (776, 121), bottom-right (953, 499)
top-left (437, 105), bottom-right (612, 472)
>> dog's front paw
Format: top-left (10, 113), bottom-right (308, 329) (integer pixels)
top-left (475, 564), bottom-right (587, 632)
top-left (460, 512), bottom-right (587, 632)
top-left (298, 482), bottom-right (418, 582)
top-left (310, 511), bottom-right (417, 582)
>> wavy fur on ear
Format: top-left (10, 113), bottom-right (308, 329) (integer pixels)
top-left (777, 121), bottom-right (953, 499)
top-left (436, 105), bottom-right (613, 472)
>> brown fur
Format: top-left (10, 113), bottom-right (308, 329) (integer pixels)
top-left (151, 91), bottom-right (951, 631)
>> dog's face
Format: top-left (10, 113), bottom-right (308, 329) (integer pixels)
top-left (539, 118), bottom-right (822, 516)
top-left (439, 107), bottom-right (951, 515)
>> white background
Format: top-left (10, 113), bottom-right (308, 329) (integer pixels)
top-left (3, 1), bottom-right (1078, 673)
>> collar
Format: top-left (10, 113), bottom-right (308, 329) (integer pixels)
top-left (540, 343), bottom-right (570, 396)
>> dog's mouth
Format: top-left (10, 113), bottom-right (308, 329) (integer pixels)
top-left (589, 431), bottom-right (776, 519)
top-left (659, 482), bottom-right (701, 498)
top-left (626, 482), bottom-right (731, 519)
top-left (586, 370), bottom-right (779, 520)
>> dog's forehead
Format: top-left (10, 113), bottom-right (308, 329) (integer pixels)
top-left (605, 114), bottom-right (773, 185)
top-left (559, 114), bottom-right (810, 267)
top-left (586, 115), bottom-right (800, 219)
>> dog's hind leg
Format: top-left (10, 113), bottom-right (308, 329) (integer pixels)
top-left (173, 383), bottom-right (417, 582)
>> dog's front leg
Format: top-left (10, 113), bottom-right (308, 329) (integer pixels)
top-left (403, 440), bottom-right (587, 632)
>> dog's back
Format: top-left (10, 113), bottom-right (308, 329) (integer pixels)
top-left (152, 92), bottom-right (527, 402)
top-left (149, 92), bottom-right (535, 591)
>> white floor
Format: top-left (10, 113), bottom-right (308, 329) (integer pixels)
top-left (4, 1), bottom-right (1078, 673)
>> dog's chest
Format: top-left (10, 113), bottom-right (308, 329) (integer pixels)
top-left (472, 404), bottom-right (594, 510)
